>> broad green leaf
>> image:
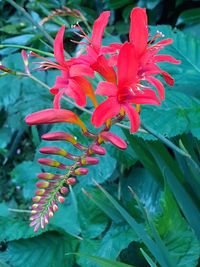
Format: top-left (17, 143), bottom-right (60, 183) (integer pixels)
top-left (77, 192), bottom-right (109, 239)
top-left (0, 203), bottom-right (9, 217)
top-left (121, 168), bottom-right (161, 216)
top-left (150, 25), bottom-right (200, 98)
top-left (49, 194), bottom-right (81, 237)
top-left (0, 232), bottom-right (77, 267)
top-left (154, 188), bottom-right (200, 267)
top-left (96, 223), bottom-right (138, 259)
top-left (137, 91), bottom-right (200, 140)
top-left (74, 253), bottom-right (135, 267)
top-left (11, 161), bottom-right (41, 200)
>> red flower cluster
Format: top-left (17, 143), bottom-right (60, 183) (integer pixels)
top-left (25, 7), bottom-right (180, 231)
top-left (31, 7), bottom-right (180, 133)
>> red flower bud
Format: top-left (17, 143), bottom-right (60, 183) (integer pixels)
top-left (66, 177), bottom-right (76, 185)
top-left (39, 146), bottom-right (67, 156)
top-left (90, 145), bottom-right (106, 155)
top-left (81, 157), bottom-right (99, 165)
top-left (100, 131), bottom-right (127, 150)
top-left (60, 186), bottom-right (69, 194)
top-left (73, 168), bottom-right (88, 175)
top-left (38, 158), bottom-right (69, 169)
top-left (25, 109), bottom-right (87, 132)
top-left (42, 131), bottom-right (77, 144)
top-left (37, 173), bottom-right (62, 180)
top-left (36, 181), bottom-right (50, 189)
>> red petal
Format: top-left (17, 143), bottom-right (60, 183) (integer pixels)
top-left (53, 90), bottom-right (64, 109)
top-left (91, 98), bottom-right (120, 127)
top-left (91, 11), bottom-right (110, 52)
top-left (54, 25), bottom-right (65, 64)
top-left (96, 81), bottom-right (118, 97)
top-left (92, 55), bottom-right (117, 83)
top-left (152, 38), bottom-right (173, 48)
top-left (100, 43), bottom-right (122, 54)
top-left (129, 7), bottom-right (148, 56)
top-left (122, 104), bottom-right (140, 133)
top-left (161, 71), bottom-right (174, 86)
top-left (73, 76), bottom-right (97, 107)
top-left (66, 79), bottom-right (86, 107)
top-left (108, 54), bottom-right (118, 66)
top-left (25, 109), bottom-right (85, 129)
top-left (69, 64), bottom-right (94, 78)
top-left (100, 131), bottom-right (127, 150)
top-left (153, 55), bottom-right (181, 64)
top-left (145, 76), bottom-right (165, 100)
top-left (118, 43), bottom-right (138, 87)
top-left (130, 89), bottom-right (160, 105)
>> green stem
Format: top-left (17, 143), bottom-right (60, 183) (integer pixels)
top-left (0, 44), bottom-right (54, 57)
top-left (141, 123), bottom-right (191, 158)
top-left (6, 0), bottom-right (55, 46)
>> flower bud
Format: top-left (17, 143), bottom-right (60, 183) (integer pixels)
top-left (90, 145), bottom-right (106, 155)
top-left (38, 158), bottom-right (69, 169)
top-left (36, 181), bottom-right (50, 189)
top-left (60, 186), bottom-right (69, 194)
top-left (81, 157), bottom-right (99, 165)
top-left (35, 189), bottom-right (46, 196)
top-left (39, 146), bottom-right (67, 156)
top-left (73, 168), bottom-right (88, 175)
top-left (66, 177), bottom-right (76, 185)
top-left (42, 131), bottom-right (77, 144)
top-left (37, 172), bottom-right (62, 180)
top-left (100, 132), bottom-right (127, 150)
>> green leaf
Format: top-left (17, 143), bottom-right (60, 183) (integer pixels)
top-left (96, 223), bottom-right (138, 259)
top-left (11, 161), bottom-right (41, 200)
top-left (91, 182), bottom-right (175, 267)
top-left (0, 216), bottom-right (42, 242)
top-left (140, 248), bottom-right (158, 267)
top-left (138, 91), bottom-right (200, 139)
top-left (77, 192), bottom-right (109, 239)
top-left (150, 25), bottom-right (200, 98)
top-left (73, 253), bottom-right (135, 267)
top-left (0, 232), bottom-right (77, 267)
top-left (104, 0), bottom-right (133, 9)
top-left (176, 8), bottom-right (200, 26)
top-left (154, 187), bottom-right (200, 267)
top-left (121, 168), bottom-right (162, 216)
top-left (2, 34), bottom-right (35, 45)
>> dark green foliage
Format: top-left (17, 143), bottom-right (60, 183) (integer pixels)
top-left (0, 0), bottom-right (200, 266)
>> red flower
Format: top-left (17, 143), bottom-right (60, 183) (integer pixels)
top-left (76, 11), bottom-right (117, 83)
top-left (102, 7), bottom-right (181, 99)
top-left (92, 43), bottom-right (160, 133)
top-left (32, 26), bottom-right (97, 108)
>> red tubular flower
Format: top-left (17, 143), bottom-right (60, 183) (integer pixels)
top-left (102, 7), bottom-right (181, 99)
top-left (32, 26), bottom-right (97, 108)
top-left (92, 43), bottom-right (160, 133)
top-left (25, 108), bottom-right (87, 132)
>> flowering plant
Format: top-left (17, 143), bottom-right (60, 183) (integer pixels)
top-left (23, 7), bottom-right (181, 232)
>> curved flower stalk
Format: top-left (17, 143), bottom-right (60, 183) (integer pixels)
top-left (25, 7), bottom-right (180, 231)
top-left (25, 109), bottom-right (126, 232)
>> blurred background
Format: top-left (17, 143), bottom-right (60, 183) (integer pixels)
top-left (0, 1), bottom-right (200, 267)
